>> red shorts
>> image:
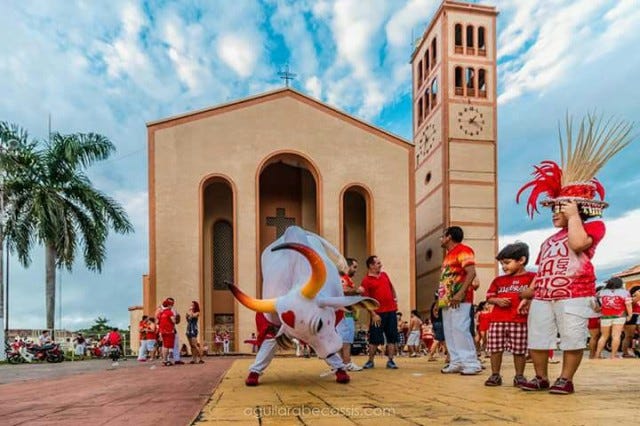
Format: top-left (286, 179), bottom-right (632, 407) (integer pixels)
top-left (487, 322), bottom-right (527, 355)
top-left (588, 317), bottom-right (600, 330)
top-left (422, 337), bottom-right (433, 349)
top-left (161, 333), bottom-right (175, 349)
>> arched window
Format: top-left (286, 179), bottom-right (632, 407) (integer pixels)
top-left (213, 220), bottom-right (234, 290)
top-left (424, 88), bottom-right (430, 114)
top-left (466, 67), bottom-right (475, 97)
top-left (478, 68), bottom-right (487, 98)
top-left (454, 24), bottom-right (463, 53)
top-left (478, 26), bottom-right (486, 55)
top-left (430, 78), bottom-right (438, 107)
top-left (455, 66), bottom-right (463, 96)
top-left (424, 49), bottom-right (430, 73)
top-left (466, 25), bottom-right (475, 54)
top-left (417, 60), bottom-right (423, 86)
top-left (431, 37), bottom-right (437, 66)
top-left (417, 97), bottom-right (423, 125)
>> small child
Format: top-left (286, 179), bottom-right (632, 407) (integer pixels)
top-left (484, 242), bottom-right (536, 387)
top-left (475, 302), bottom-right (492, 357)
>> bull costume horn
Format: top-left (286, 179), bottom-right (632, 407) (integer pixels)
top-left (227, 282), bottom-right (277, 313)
top-left (272, 243), bottom-right (327, 299)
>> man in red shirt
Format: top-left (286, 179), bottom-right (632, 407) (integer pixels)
top-left (438, 226), bottom-right (482, 375)
top-left (359, 255), bottom-right (400, 369)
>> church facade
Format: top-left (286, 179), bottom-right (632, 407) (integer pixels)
top-left (131, 0), bottom-right (498, 352)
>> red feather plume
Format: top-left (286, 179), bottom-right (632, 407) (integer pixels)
top-left (591, 178), bottom-right (605, 200)
top-left (516, 161), bottom-right (563, 218)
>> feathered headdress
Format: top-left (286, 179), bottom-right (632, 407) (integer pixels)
top-left (517, 112), bottom-right (634, 218)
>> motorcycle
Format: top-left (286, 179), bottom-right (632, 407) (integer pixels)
top-left (5, 341), bottom-right (26, 364)
top-left (7, 340), bottom-right (64, 364)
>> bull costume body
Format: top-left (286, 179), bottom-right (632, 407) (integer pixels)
top-left (228, 226), bottom-right (378, 386)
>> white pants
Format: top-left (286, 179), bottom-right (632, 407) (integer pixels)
top-left (442, 303), bottom-right (481, 369)
top-left (137, 339), bottom-right (148, 360)
top-left (223, 341), bottom-right (230, 353)
top-left (172, 335), bottom-right (181, 361)
top-left (249, 338), bottom-right (346, 374)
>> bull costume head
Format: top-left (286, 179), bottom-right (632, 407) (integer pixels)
top-left (228, 226), bottom-right (378, 359)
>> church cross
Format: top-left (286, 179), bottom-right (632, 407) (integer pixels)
top-left (278, 64), bottom-right (297, 87)
top-left (266, 208), bottom-right (296, 238)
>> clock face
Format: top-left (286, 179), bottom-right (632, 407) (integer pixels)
top-left (416, 122), bottom-right (437, 164)
top-left (457, 105), bottom-right (485, 137)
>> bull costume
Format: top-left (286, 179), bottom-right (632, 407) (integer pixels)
top-left (228, 226), bottom-right (378, 386)
top-left (516, 112), bottom-right (635, 394)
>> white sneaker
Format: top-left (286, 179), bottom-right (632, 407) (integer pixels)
top-left (440, 364), bottom-right (463, 374)
top-left (346, 362), bottom-right (363, 371)
top-left (460, 367), bottom-right (482, 375)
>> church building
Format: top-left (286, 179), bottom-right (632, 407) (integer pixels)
top-left (130, 0), bottom-right (498, 352)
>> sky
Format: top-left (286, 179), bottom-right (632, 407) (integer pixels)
top-left (1, 0), bottom-right (639, 331)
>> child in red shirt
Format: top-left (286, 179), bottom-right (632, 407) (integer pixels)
top-left (484, 242), bottom-right (536, 387)
top-left (475, 302), bottom-right (492, 358)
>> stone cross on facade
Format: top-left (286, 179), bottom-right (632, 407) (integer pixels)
top-left (266, 208), bottom-right (295, 238)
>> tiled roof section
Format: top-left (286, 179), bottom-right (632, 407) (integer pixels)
top-left (615, 264), bottom-right (640, 278)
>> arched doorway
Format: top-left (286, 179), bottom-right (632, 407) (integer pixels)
top-left (202, 177), bottom-right (235, 351)
top-left (258, 152), bottom-right (319, 296)
top-left (341, 185), bottom-right (372, 286)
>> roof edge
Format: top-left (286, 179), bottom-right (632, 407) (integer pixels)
top-left (147, 87), bottom-right (412, 147)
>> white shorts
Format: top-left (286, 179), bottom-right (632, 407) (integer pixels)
top-left (600, 316), bottom-right (626, 326)
top-left (528, 298), bottom-right (594, 351)
top-left (406, 330), bottom-right (421, 346)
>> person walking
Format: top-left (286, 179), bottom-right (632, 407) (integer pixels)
top-left (360, 255), bottom-right (400, 369)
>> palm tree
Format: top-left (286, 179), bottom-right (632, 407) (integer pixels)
top-left (4, 131), bottom-right (133, 332)
top-left (0, 122), bottom-right (36, 356)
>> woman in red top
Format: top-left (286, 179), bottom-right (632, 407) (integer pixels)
top-left (595, 277), bottom-right (632, 360)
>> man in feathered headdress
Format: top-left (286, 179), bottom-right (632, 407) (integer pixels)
top-left (516, 113), bottom-right (634, 395)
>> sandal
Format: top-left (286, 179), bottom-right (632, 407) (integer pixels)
top-left (163, 361), bottom-right (173, 366)
top-left (189, 360), bottom-right (196, 364)
top-left (198, 360), bottom-right (205, 364)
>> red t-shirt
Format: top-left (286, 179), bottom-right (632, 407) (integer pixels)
top-left (158, 308), bottom-right (175, 334)
top-left (486, 272), bottom-right (536, 323)
top-left (533, 221), bottom-right (605, 301)
top-left (105, 331), bottom-right (121, 346)
top-left (438, 243), bottom-right (476, 307)
top-left (598, 289), bottom-right (631, 317)
top-left (477, 311), bottom-right (492, 331)
top-left (341, 275), bottom-right (355, 293)
top-left (360, 272), bottom-right (397, 313)
top-left (633, 299), bottom-right (640, 314)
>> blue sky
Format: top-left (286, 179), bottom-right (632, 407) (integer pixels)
top-left (1, 0), bottom-right (639, 331)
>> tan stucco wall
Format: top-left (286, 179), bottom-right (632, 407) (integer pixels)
top-left (150, 93), bottom-right (412, 349)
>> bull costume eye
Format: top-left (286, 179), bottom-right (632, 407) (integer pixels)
top-left (316, 318), bottom-right (323, 333)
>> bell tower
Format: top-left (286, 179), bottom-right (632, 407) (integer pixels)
top-left (412, 1), bottom-right (499, 311)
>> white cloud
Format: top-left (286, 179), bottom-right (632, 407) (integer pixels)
top-left (305, 76), bottom-right (323, 98)
top-left (500, 209), bottom-right (640, 277)
top-left (496, 0), bottom-right (638, 105)
top-left (217, 33), bottom-right (260, 78)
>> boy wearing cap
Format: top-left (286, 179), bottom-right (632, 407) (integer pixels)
top-left (516, 113), bottom-right (635, 394)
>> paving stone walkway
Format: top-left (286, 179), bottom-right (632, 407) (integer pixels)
top-left (196, 355), bottom-right (639, 425)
